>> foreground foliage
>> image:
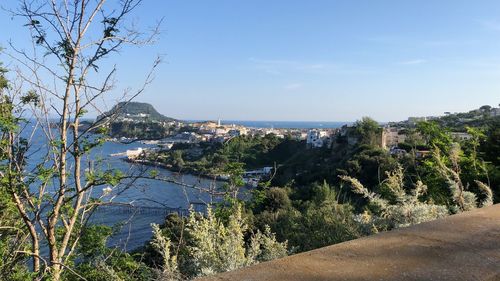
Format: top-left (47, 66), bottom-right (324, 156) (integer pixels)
top-left (148, 204), bottom-right (288, 280)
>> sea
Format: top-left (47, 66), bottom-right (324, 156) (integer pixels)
top-left (186, 120), bottom-right (351, 129)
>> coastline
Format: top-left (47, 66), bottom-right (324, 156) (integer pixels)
top-left (123, 157), bottom-right (230, 182)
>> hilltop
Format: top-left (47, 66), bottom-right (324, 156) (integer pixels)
top-left (391, 104), bottom-right (500, 130)
top-left (96, 102), bottom-right (180, 139)
top-left (98, 101), bottom-right (176, 122)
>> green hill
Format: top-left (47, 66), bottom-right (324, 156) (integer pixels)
top-left (98, 101), bottom-right (176, 122)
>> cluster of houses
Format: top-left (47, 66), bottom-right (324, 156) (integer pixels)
top-left (144, 120), bottom-right (316, 146)
top-left (118, 115), bottom-right (477, 161)
top-left (303, 123), bottom-right (473, 159)
top-left (117, 113), bottom-right (486, 189)
top-left (191, 121), bottom-right (250, 143)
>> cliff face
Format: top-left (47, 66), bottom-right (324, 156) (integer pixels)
top-left (98, 101), bottom-right (176, 122)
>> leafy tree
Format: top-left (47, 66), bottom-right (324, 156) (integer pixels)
top-left (63, 225), bottom-right (156, 281)
top-left (253, 187), bottom-right (292, 213)
top-left (432, 144), bottom-right (492, 212)
top-left (416, 121), bottom-right (452, 153)
top-left (0, 62), bottom-right (36, 280)
top-left (344, 145), bottom-right (399, 189)
top-left (172, 150), bottom-right (185, 168)
top-left (355, 117), bottom-right (381, 146)
top-left (480, 118), bottom-right (500, 201)
top-left (412, 121), bottom-right (494, 205)
top-left (479, 105), bottom-right (492, 112)
top-left (2, 1), bottom-right (160, 279)
top-left (253, 184), bottom-right (360, 252)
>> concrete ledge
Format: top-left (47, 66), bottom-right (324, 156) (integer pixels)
top-left (201, 204), bottom-right (500, 281)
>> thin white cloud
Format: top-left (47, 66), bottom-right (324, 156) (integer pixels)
top-left (299, 63), bottom-right (326, 70)
top-left (248, 58), bottom-right (326, 75)
top-left (421, 40), bottom-right (454, 47)
top-left (284, 83), bottom-right (303, 90)
top-left (248, 58), bottom-right (296, 65)
top-left (362, 35), bottom-right (399, 43)
top-left (362, 36), bottom-right (478, 49)
top-left (421, 40), bottom-right (479, 48)
top-left (248, 58), bottom-right (373, 75)
top-left (479, 20), bottom-right (500, 31)
top-left (399, 59), bottom-right (427, 65)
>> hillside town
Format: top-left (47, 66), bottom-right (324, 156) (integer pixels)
top-left (103, 103), bottom-right (500, 153)
top-left (108, 103), bottom-right (500, 190)
top-left (117, 113), bottom-right (486, 158)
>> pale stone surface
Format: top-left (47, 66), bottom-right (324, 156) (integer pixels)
top-left (200, 204), bottom-right (500, 281)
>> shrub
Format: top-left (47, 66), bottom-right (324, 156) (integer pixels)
top-left (149, 204), bottom-right (288, 279)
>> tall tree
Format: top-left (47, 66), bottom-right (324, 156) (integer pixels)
top-left (2, 1), bottom-right (160, 279)
top-left (355, 117), bottom-right (381, 146)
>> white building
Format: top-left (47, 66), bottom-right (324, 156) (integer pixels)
top-left (306, 130), bottom-right (329, 148)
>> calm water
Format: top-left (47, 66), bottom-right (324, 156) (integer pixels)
top-left (186, 120), bottom-right (351, 129)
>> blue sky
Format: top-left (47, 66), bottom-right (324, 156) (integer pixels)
top-left (1, 0), bottom-right (500, 121)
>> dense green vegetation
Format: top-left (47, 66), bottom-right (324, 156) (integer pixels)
top-left (140, 114), bottom-right (499, 259)
top-left (249, 184), bottom-right (361, 252)
top-left (430, 106), bottom-right (499, 131)
top-left (134, 116), bottom-right (498, 279)
top-left (272, 118), bottom-right (499, 205)
top-left (479, 118), bottom-right (500, 202)
top-left (148, 134), bottom-right (303, 176)
top-left (109, 121), bottom-right (174, 139)
top-left (99, 102), bottom-right (176, 122)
